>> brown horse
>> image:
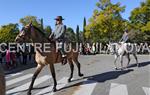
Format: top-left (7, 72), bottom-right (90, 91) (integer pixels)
top-left (0, 65), bottom-right (5, 95)
top-left (15, 23), bottom-right (84, 95)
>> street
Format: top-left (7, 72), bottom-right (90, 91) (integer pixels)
top-left (5, 54), bottom-right (150, 95)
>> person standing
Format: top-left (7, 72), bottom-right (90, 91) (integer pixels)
top-left (6, 49), bottom-right (11, 69)
top-left (0, 52), bottom-right (2, 64)
top-left (92, 43), bottom-right (96, 55)
top-left (10, 52), bottom-right (17, 67)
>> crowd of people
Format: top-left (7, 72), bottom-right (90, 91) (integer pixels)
top-left (79, 43), bottom-right (108, 55)
top-left (0, 42), bottom-right (149, 70)
top-left (79, 42), bottom-right (150, 55)
top-left (0, 48), bottom-right (34, 70)
top-left (0, 42), bottom-right (102, 70)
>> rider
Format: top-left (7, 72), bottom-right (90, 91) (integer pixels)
top-left (49, 16), bottom-right (67, 65)
top-left (119, 29), bottom-right (131, 51)
top-left (120, 29), bottom-right (129, 43)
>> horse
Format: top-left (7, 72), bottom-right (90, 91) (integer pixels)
top-left (15, 23), bottom-right (84, 95)
top-left (107, 42), bottom-right (139, 70)
top-left (0, 65), bottom-right (5, 95)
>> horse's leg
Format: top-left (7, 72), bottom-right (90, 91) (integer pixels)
top-left (114, 55), bottom-right (118, 70)
top-left (73, 58), bottom-right (84, 77)
top-left (133, 53), bottom-right (139, 67)
top-left (49, 63), bottom-right (57, 92)
top-left (68, 59), bottom-right (74, 82)
top-left (126, 54), bottom-right (130, 67)
top-left (27, 64), bottom-right (43, 95)
top-left (120, 55), bottom-right (124, 70)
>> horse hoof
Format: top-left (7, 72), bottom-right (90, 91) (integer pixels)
top-left (122, 67), bottom-right (126, 69)
top-left (52, 88), bottom-right (57, 92)
top-left (79, 73), bottom-right (84, 77)
top-left (68, 79), bottom-right (71, 82)
top-left (27, 92), bottom-right (31, 95)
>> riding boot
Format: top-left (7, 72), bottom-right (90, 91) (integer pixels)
top-left (60, 49), bottom-right (67, 65)
top-left (62, 55), bottom-right (67, 65)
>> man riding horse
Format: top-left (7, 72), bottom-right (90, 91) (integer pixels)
top-left (15, 17), bottom-right (84, 94)
top-left (108, 29), bottom-right (138, 70)
top-left (118, 29), bottom-right (130, 50)
top-left (49, 16), bottom-right (67, 65)
top-left (120, 29), bottom-right (129, 43)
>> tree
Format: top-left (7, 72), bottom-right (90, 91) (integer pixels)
top-left (85, 0), bottom-right (126, 43)
top-left (129, 0), bottom-right (150, 42)
top-left (76, 25), bottom-right (80, 43)
top-left (40, 18), bottom-right (44, 31)
top-left (130, 0), bottom-right (150, 26)
top-left (19, 16), bottom-right (42, 29)
top-left (83, 17), bottom-right (87, 42)
top-left (79, 31), bottom-right (84, 43)
top-left (44, 25), bottom-right (52, 37)
top-left (66, 27), bottom-right (76, 42)
top-left (0, 23), bottom-right (19, 43)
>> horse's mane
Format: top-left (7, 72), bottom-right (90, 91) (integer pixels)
top-left (32, 25), bottom-right (51, 42)
top-left (32, 26), bottom-right (46, 37)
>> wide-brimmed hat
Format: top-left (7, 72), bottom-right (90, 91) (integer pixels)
top-left (54, 16), bottom-right (64, 20)
top-left (125, 29), bottom-right (128, 33)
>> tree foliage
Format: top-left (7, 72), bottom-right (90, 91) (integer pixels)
top-left (83, 17), bottom-right (87, 42)
top-left (1, 1), bottom-right (150, 44)
top-left (129, 0), bottom-right (150, 42)
top-left (44, 25), bottom-right (52, 37)
top-left (20, 16), bottom-right (52, 38)
top-left (0, 23), bottom-right (19, 43)
top-left (65, 27), bottom-right (76, 42)
top-left (85, 0), bottom-right (126, 43)
top-left (19, 16), bottom-right (42, 30)
top-left (76, 25), bottom-right (80, 43)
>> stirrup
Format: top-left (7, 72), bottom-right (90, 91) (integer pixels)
top-left (61, 57), bottom-right (67, 65)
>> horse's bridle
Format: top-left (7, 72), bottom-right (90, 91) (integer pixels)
top-left (18, 26), bottom-right (32, 41)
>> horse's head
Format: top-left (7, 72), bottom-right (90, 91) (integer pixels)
top-left (107, 42), bottom-right (117, 54)
top-left (15, 23), bottom-right (32, 43)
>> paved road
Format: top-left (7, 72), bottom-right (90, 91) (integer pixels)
top-left (5, 54), bottom-right (150, 95)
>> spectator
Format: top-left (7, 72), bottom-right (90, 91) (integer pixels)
top-left (16, 50), bottom-right (22, 65)
top-left (22, 46), bottom-right (28, 65)
top-left (11, 52), bottom-right (17, 67)
top-left (6, 49), bottom-right (11, 69)
top-left (0, 52), bottom-right (2, 64)
top-left (92, 43), bottom-right (96, 54)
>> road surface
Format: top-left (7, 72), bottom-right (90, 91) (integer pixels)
top-left (5, 54), bottom-right (150, 95)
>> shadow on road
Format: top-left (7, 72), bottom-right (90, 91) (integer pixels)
top-left (127, 61), bottom-right (150, 68)
top-left (59, 69), bottom-right (133, 91)
top-left (86, 69), bottom-right (133, 82)
top-left (7, 68), bottom-right (136, 94)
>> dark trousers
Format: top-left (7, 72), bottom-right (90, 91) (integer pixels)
top-left (23, 55), bottom-right (27, 65)
top-left (57, 41), bottom-right (66, 57)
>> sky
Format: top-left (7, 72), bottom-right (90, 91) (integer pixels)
top-left (0, 0), bottom-right (145, 31)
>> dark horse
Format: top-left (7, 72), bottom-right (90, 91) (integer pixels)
top-left (15, 23), bottom-right (84, 95)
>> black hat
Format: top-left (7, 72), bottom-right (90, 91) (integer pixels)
top-left (54, 16), bottom-right (64, 20)
top-left (125, 29), bottom-right (128, 33)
